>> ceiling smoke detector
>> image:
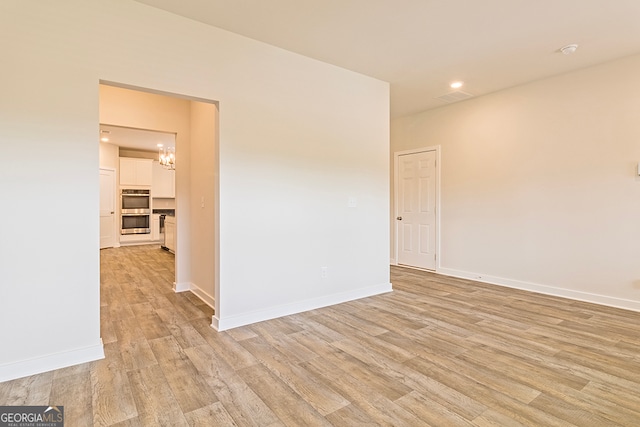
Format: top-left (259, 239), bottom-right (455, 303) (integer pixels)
top-left (560, 44), bottom-right (578, 55)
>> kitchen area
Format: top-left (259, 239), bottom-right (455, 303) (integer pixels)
top-left (100, 125), bottom-right (177, 254)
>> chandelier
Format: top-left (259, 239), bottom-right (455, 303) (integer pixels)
top-left (157, 144), bottom-right (175, 170)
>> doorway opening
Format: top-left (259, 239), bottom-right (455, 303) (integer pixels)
top-left (101, 125), bottom-right (176, 250)
top-left (393, 146), bottom-right (440, 271)
top-left (98, 81), bottom-right (219, 320)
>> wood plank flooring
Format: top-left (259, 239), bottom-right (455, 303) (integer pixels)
top-left (1, 244), bottom-right (640, 426)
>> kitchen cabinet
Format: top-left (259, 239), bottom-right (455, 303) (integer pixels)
top-left (120, 158), bottom-right (153, 187)
top-left (152, 160), bottom-right (175, 198)
top-left (151, 214), bottom-right (161, 241)
top-left (164, 215), bottom-right (176, 253)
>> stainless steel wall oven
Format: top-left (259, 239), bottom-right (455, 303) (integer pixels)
top-left (121, 189), bottom-right (151, 235)
top-left (121, 188), bottom-right (150, 213)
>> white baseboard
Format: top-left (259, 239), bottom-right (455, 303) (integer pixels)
top-left (437, 267), bottom-right (640, 313)
top-left (190, 282), bottom-right (215, 309)
top-left (0, 340), bottom-right (104, 383)
top-left (174, 281), bottom-right (190, 293)
top-left (173, 282), bottom-right (215, 310)
top-left (212, 282), bottom-right (393, 331)
top-left (211, 315), bottom-right (220, 331)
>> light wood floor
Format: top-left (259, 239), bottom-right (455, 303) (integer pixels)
top-left (2, 245), bottom-right (640, 426)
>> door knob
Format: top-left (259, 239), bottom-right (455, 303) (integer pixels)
top-left (396, 216), bottom-right (402, 220)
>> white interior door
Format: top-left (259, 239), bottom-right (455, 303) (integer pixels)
top-left (100, 168), bottom-right (116, 249)
top-left (397, 150), bottom-right (437, 269)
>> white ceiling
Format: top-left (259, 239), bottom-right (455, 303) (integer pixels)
top-left (133, 0), bottom-right (640, 118)
top-left (100, 124), bottom-right (175, 151)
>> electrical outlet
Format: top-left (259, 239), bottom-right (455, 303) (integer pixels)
top-left (320, 267), bottom-right (328, 279)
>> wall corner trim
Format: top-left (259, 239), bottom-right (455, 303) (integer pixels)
top-left (210, 315), bottom-right (219, 331)
top-left (174, 282), bottom-right (191, 293)
top-left (213, 282), bottom-right (393, 331)
top-left (0, 340), bottom-right (104, 383)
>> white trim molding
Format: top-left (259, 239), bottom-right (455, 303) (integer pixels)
top-left (190, 283), bottom-right (215, 309)
top-left (211, 282), bottom-right (393, 331)
top-left (174, 281), bottom-right (191, 293)
top-left (0, 340), bottom-right (104, 383)
top-left (211, 315), bottom-right (220, 331)
top-left (437, 267), bottom-right (640, 313)
top-left (173, 281), bottom-right (215, 310)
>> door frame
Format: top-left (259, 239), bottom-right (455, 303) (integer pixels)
top-left (99, 167), bottom-right (118, 249)
top-left (99, 81), bottom-right (220, 321)
top-left (393, 145), bottom-right (441, 270)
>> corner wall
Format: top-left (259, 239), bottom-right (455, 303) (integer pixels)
top-left (0, 0), bottom-right (389, 380)
top-left (391, 53), bottom-right (640, 310)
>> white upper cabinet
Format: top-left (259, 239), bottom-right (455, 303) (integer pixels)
top-left (152, 160), bottom-right (175, 198)
top-left (120, 158), bottom-right (153, 187)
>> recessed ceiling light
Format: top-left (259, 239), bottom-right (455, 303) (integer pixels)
top-left (450, 81), bottom-right (464, 89)
top-left (100, 137), bottom-right (109, 142)
top-left (157, 144), bottom-right (163, 147)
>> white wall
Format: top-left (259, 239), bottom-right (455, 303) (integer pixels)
top-left (189, 101), bottom-right (218, 309)
top-left (391, 54), bottom-right (640, 310)
top-left (99, 143), bottom-right (119, 169)
top-left (0, 0), bottom-right (389, 380)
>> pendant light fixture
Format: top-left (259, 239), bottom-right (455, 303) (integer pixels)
top-left (157, 144), bottom-right (175, 170)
